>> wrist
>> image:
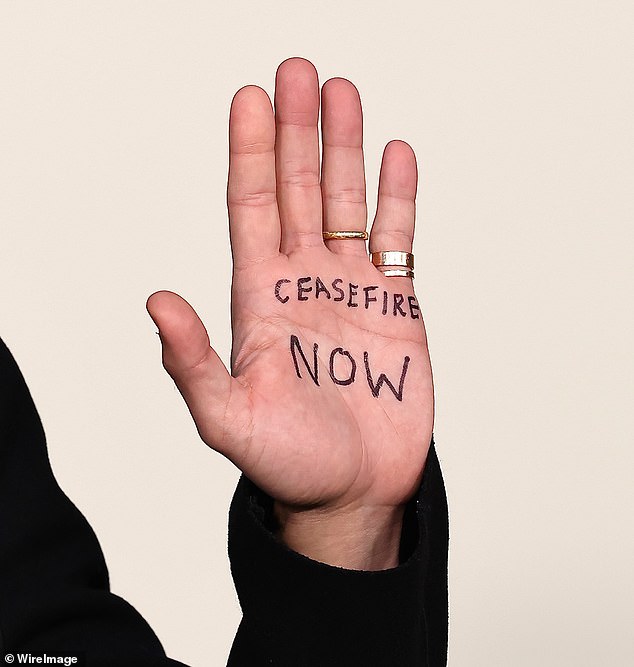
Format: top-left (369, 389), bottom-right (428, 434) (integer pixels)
top-left (272, 500), bottom-right (406, 571)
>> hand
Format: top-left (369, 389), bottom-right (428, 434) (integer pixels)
top-left (146, 58), bottom-right (434, 570)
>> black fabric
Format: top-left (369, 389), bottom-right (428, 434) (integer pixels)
top-left (0, 335), bottom-right (449, 665)
top-left (227, 441), bottom-right (449, 667)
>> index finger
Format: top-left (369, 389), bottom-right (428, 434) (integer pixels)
top-left (227, 85), bottom-right (281, 271)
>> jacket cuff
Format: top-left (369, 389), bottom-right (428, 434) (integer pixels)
top-left (227, 436), bottom-right (447, 666)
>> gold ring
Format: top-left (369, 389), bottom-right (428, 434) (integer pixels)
top-left (370, 251), bottom-right (414, 270)
top-left (381, 268), bottom-right (414, 278)
top-left (323, 230), bottom-right (369, 240)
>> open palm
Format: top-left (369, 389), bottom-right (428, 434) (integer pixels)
top-left (147, 58), bottom-right (434, 566)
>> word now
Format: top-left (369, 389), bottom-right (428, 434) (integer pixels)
top-left (275, 276), bottom-right (421, 320)
top-left (289, 335), bottom-right (410, 402)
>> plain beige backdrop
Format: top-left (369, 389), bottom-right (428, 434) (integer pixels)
top-left (1, 2), bottom-right (633, 666)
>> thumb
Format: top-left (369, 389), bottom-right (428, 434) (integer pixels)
top-left (145, 290), bottom-right (250, 460)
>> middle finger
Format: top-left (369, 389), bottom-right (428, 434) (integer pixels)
top-left (275, 58), bottom-right (323, 254)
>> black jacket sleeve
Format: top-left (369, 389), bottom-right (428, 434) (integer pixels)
top-left (226, 439), bottom-right (449, 667)
top-left (0, 335), bottom-right (449, 666)
top-left (0, 337), bottom-right (187, 666)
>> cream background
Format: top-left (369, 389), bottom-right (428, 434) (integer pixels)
top-left (1, 2), bottom-right (633, 666)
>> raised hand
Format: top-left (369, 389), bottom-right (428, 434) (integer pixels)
top-left (146, 58), bottom-right (434, 570)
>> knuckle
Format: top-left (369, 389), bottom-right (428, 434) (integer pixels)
top-left (278, 163), bottom-right (320, 189)
top-left (228, 189), bottom-right (277, 208)
top-left (231, 140), bottom-right (273, 156)
top-left (324, 187), bottom-right (366, 205)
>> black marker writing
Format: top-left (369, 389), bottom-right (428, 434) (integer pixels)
top-left (289, 335), bottom-right (410, 400)
top-left (347, 283), bottom-right (359, 307)
top-left (275, 278), bottom-right (291, 303)
top-left (329, 347), bottom-right (357, 385)
top-left (332, 278), bottom-right (345, 301)
top-left (315, 276), bottom-right (331, 299)
top-left (290, 334), bottom-right (319, 385)
top-left (274, 277), bottom-right (421, 321)
top-left (364, 352), bottom-right (410, 402)
top-left (408, 295), bottom-right (420, 319)
top-left (364, 285), bottom-right (378, 309)
top-left (297, 276), bottom-right (312, 301)
top-left (393, 293), bottom-right (407, 317)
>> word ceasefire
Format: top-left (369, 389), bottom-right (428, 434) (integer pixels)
top-left (275, 276), bottom-right (421, 320)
